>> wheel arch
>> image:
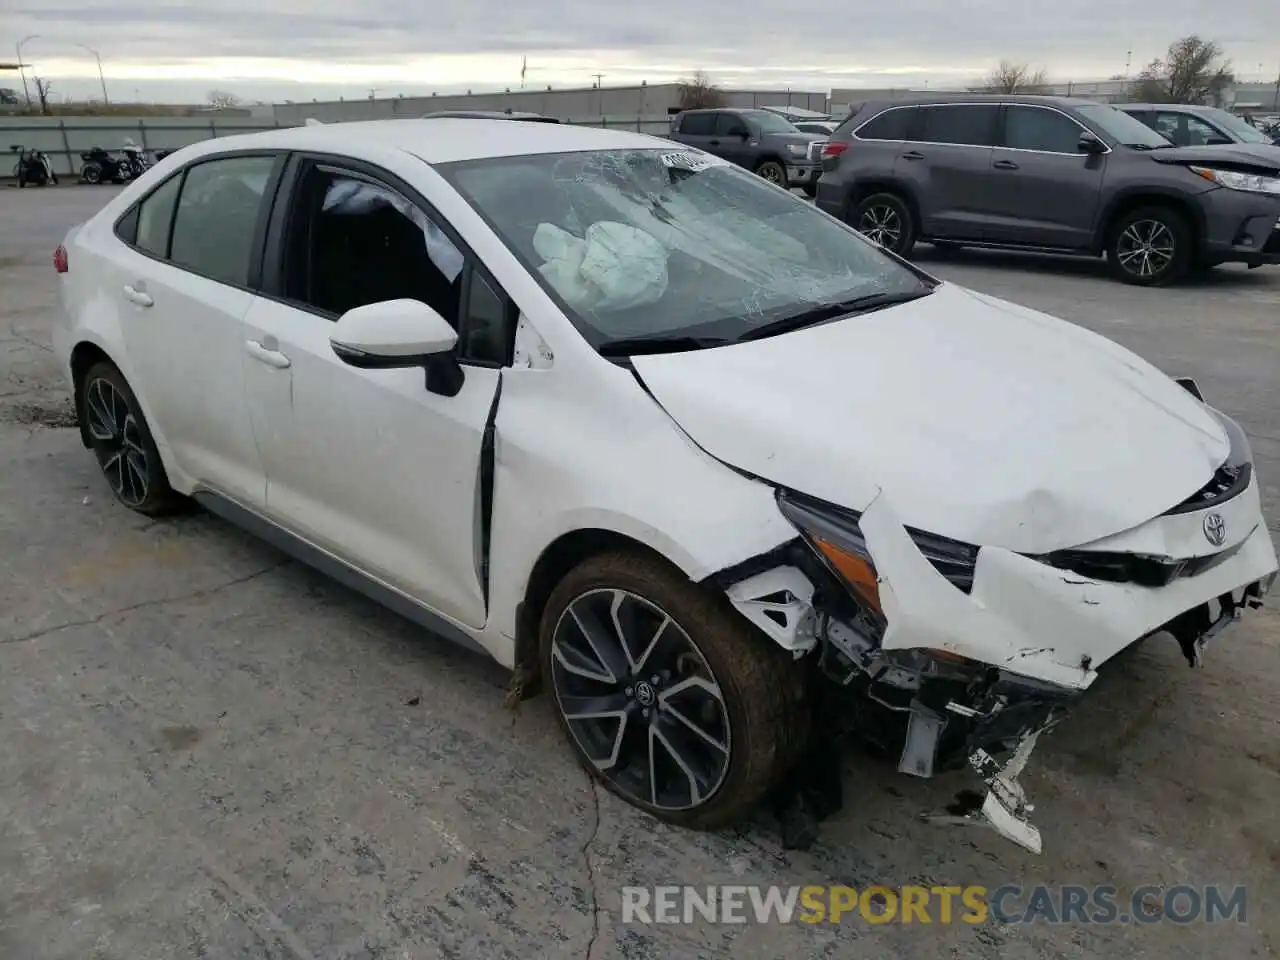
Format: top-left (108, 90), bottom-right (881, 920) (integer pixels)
top-left (511, 527), bottom-right (693, 697)
top-left (847, 180), bottom-right (922, 231)
top-left (70, 340), bottom-right (117, 448)
top-left (1093, 188), bottom-right (1206, 255)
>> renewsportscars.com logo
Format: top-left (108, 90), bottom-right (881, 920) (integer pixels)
top-left (621, 884), bottom-right (1248, 926)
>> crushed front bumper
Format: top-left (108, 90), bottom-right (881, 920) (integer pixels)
top-left (723, 477), bottom-right (1277, 852)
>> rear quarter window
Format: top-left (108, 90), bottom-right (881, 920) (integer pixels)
top-left (854, 106), bottom-right (918, 141)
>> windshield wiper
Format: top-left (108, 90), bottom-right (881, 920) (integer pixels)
top-left (735, 288), bottom-right (934, 343)
top-left (596, 334), bottom-right (730, 357)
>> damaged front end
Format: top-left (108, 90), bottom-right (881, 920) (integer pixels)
top-left (716, 486), bottom-right (1277, 853)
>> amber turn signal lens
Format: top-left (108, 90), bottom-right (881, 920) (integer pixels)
top-left (813, 536), bottom-right (882, 613)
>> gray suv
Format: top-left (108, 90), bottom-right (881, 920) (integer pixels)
top-left (669, 108), bottom-right (826, 194)
top-left (816, 95), bottom-right (1280, 285)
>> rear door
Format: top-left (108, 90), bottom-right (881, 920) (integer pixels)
top-left (984, 104), bottom-right (1106, 249)
top-left (108, 152), bottom-right (282, 506)
top-left (894, 103), bottom-right (1000, 240)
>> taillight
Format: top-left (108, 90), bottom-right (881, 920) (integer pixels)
top-left (822, 141), bottom-right (849, 158)
top-left (53, 244), bottom-right (68, 274)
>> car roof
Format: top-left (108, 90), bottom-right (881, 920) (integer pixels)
top-left (420, 109), bottom-right (559, 122)
top-left (853, 93), bottom-right (1106, 111)
top-left (1119, 103), bottom-right (1214, 113)
top-left (170, 118), bottom-right (671, 165)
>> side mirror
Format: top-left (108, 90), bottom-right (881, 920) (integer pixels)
top-left (330, 299), bottom-right (465, 396)
top-left (1077, 132), bottom-right (1107, 155)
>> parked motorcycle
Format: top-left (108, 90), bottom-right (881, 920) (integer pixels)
top-left (122, 143), bottom-right (152, 179)
top-left (10, 144), bottom-right (58, 187)
top-left (79, 146), bottom-right (133, 185)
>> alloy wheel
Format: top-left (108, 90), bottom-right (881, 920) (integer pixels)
top-left (550, 588), bottom-right (731, 811)
top-left (858, 204), bottom-right (902, 248)
top-left (758, 164), bottom-right (784, 185)
top-left (84, 377), bottom-right (150, 507)
top-left (1116, 219), bottom-right (1176, 279)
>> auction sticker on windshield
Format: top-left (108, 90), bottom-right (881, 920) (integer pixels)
top-left (660, 151), bottom-right (718, 172)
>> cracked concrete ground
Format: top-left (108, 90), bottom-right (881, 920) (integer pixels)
top-left (3, 185), bottom-right (1280, 959)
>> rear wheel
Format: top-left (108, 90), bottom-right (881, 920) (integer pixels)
top-left (78, 362), bottom-right (185, 516)
top-left (1106, 206), bottom-right (1191, 286)
top-left (851, 192), bottom-right (916, 257)
top-left (82, 163), bottom-right (102, 185)
top-left (540, 550), bottom-right (804, 829)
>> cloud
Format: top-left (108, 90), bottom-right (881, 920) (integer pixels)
top-left (8, 0), bottom-right (1279, 102)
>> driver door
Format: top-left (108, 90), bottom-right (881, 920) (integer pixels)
top-left (712, 113), bottom-right (753, 167)
top-left (242, 157), bottom-right (513, 629)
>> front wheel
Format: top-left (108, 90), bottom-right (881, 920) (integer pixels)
top-left (851, 192), bottom-right (916, 257)
top-left (540, 550), bottom-right (804, 829)
top-left (1106, 207), bottom-right (1191, 286)
top-left (755, 159), bottom-right (787, 188)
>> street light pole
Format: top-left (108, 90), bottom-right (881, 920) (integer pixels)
top-left (76, 44), bottom-right (108, 105)
top-left (16, 34), bottom-right (39, 108)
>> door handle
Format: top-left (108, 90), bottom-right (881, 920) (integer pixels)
top-left (122, 284), bottom-right (153, 307)
top-left (709, 139), bottom-right (721, 146)
top-left (901, 150), bottom-right (924, 160)
top-left (245, 339), bottom-right (291, 369)
top-left (993, 159), bottom-right (1020, 170)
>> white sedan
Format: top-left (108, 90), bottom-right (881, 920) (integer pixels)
top-left (53, 119), bottom-right (1277, 852)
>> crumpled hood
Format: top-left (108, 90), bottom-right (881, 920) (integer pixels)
top-left (768, 131), bottom-right (827, 146)
top-left (632, 283), bottom-right (1230, 554)
top-left (1150, 142), bottom-right (1280, 173)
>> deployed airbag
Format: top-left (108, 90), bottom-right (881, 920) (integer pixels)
top-left (533, 221), bottom-right (669, 319)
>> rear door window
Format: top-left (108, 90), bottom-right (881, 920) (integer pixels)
top-left (169, 155), bottom-right (277, 287)
top-left (917, 105), bottom-right (999, 146)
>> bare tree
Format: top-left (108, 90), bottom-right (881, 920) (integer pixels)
top-left (676, 70), bottom-right (727, 110)
top-left (1135, 35), bottom-right (1233, 105)
top-left (983, 60), bottom-right (1049, 94)
top-left (34, 76), bottom-right (53, 116)
top-left (206, 89), bottom-right (241, 109)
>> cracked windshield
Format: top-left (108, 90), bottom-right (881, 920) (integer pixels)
top-left (443, 149), bottom-right (931, 350)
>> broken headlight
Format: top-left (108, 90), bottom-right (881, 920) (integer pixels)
top-left (776, 490), bottom-right (980, 611)
top-left (1207, 406), bottom-right (1253, 469)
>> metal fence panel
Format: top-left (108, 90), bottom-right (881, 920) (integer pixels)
top-left (2, 117), bottom-right (284, 178)
top-left (2, 114), bottom-right (681, 180)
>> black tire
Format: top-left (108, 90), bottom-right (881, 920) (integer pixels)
top-left (82, 163), bottom-right (102, 185)
top-left (755, 159), bottom-right (787, 188)
top-left (802, 182), bottom-right (818, 198)
top-left (540, 550), bottom-right (805, 829)
top-left (78, 362), bottom-right (185, 516)
top-left (851, 191), bottom-right (916, 257)
top-left (1106, 206), bottom-right (1191, 287)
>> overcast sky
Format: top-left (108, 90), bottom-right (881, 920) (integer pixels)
top-left (7, 1), bottom-right (1280, 104)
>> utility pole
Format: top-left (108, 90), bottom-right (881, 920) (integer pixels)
top-left (1273, 65), bottom-right (1280, 111)
top-left (76, 44), bottom-right (108, 105)
top-left (16, 35), bottom-right (38, 108)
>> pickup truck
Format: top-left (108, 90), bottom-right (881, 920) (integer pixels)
top-left (668, 108), bottom-right (828, 194)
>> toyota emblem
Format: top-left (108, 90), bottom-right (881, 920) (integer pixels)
top-left (1202, 512), bottom-right (1227, 547)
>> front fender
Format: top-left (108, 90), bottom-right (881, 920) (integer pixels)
top-left (484, 360), bottom-right (796, 661)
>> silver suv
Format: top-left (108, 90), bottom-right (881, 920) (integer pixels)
top-left (816, 94), bottom-right (1280, 285)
